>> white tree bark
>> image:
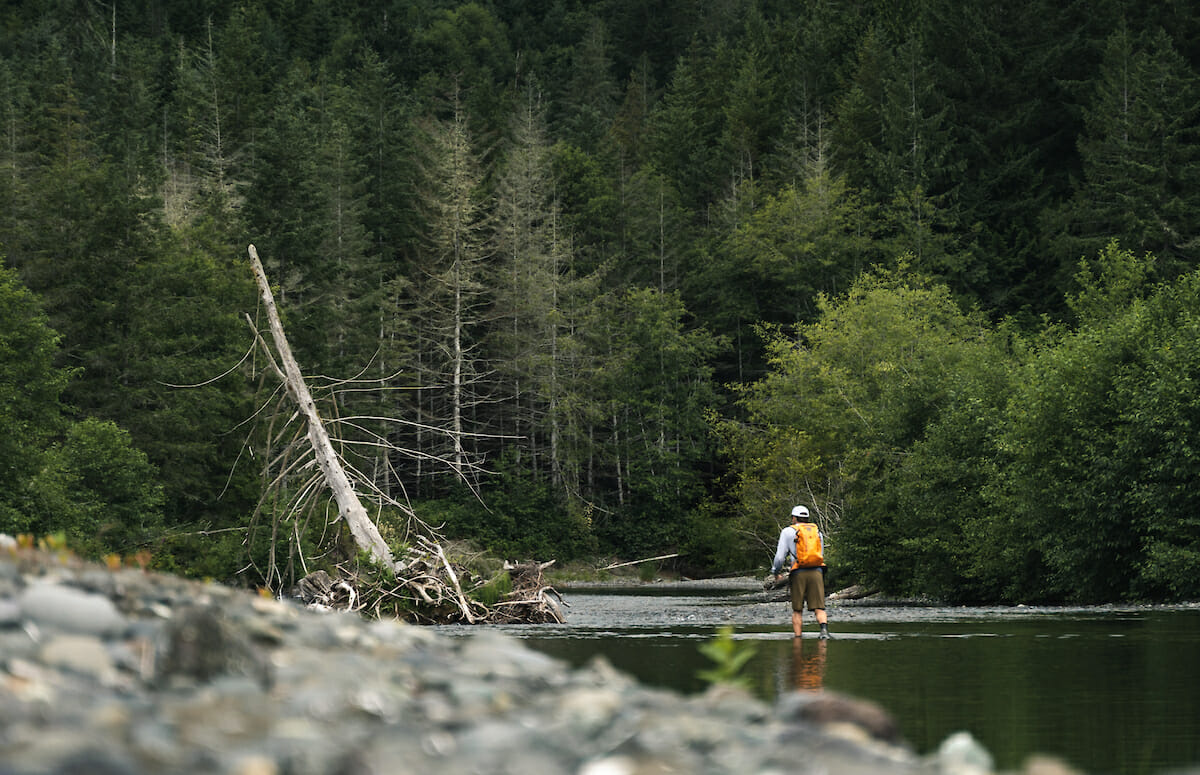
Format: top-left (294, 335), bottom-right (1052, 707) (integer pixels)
top-left (248, 245), bottom-right (394, 569)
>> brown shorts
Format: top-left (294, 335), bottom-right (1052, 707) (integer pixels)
top-left (789, 568), bottom-right (825, 612)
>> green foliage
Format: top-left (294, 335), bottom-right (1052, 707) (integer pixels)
top-left (1047, 26), bottom-right (1200, 283)
top-left (681, 498), bottom-right (751, 572)
top-left (580, 288), bottom-right (722, 557)
top-left (26, 418), bottom-right (165, 558)
top-left (697, 626), bottom-right (757, 690)
top-left (1067, 240), bottom-right (1155, 325)
top-left (723, 268), bottom-right (1022, 599)
top-left (424, 457), bottom-right (598, 562)
top-left (0, 258), bottom-right (70, 532)
top-left (994, 254), bottom-right (1200, 601)
top-left (7, 1), bottom-right (1200, 602)
top-left (151, 529), bottom-right (253, 582)
top-left (471, 570), bottom-right (512, 607)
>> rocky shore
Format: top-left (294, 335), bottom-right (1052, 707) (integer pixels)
top-left (1, 542), bottom-right (1072, 775)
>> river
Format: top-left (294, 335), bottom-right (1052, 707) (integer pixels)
top-left (442, 580), bottom-right (1200, 775)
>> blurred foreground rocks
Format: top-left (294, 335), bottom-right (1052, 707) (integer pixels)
top-left (1, 541), bottom-right (1077, 775)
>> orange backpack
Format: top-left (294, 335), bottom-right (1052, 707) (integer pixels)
top-left (790, 523), bottom-right (824, 569)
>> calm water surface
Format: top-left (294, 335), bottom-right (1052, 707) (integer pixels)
top-left (475, 585), bottom-right (1200, 775)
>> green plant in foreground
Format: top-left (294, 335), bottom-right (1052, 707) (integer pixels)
top-left (697, 625), bottom-right (757, 689)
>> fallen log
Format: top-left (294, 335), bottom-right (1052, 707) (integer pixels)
top-left (601, 553), bottom-right (680, 570)
top-left (763, 572), bottom-right (789, 591)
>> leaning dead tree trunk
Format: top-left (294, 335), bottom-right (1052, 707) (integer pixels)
top-left (245, 245), bottom-right (564, 625)
top-left (247, 244), bottom-right (394, 569)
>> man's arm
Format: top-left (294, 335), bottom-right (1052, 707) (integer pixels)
top-left (770, 527), bottom-right (794, 575)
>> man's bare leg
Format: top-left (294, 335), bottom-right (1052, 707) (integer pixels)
top-left (792, 611), bottom-right (804, 637)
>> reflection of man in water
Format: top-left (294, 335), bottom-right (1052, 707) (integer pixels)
top-left (792, 637), bottom-right (827, 692)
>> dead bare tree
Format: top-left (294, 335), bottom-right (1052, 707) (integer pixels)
top-left (248, 244), bottom-right (394, 568)
top-left (244, 245), bottom-right (564, 625)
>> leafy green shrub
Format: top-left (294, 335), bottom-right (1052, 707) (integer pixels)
top-left (697, 626), bottom-right (757, 689)
top-left (26, 418), bottom-right (165, 558)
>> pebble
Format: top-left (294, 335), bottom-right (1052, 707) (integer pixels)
top-left (0, 543), bottom-right (1076, 775)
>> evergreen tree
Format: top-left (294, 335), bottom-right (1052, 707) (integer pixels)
top-left (410, 3), bottom-right (515, 131)
top-left (308, 64), bottom-right (381, 376)
top-left (0, 259), bottom-right (70, 533)
top-left (833, 22), bottom-right (964, 280)
top-left (617, 165), bottom-right (689, 292)
top-left (407, 92), bottom-right (494, 487)
top-left (645, 40), bottom-right (730, 211)
top-left (347, 49), bottom-right (422, 503)
top-left (919, 0), bottom-right (1064, 312)
top-left (579, 288), bottom-right (720, 556)
top-left (556, 17), bottom-right (620, 152)
top-left (491, 84), bottom-right (567, 483)
top-left (609, 53), bottom-right (657, 173)
top-left (719, 6), bottom-right (783, 186)
top-left (0, 55), bottom-right (32, 257)
top-left (1048, 25), bottom-right (1200, 284)
top-left (162, 17), bottom-right (249, 227)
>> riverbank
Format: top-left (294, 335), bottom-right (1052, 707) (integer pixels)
top-left (549, 576), bottom-right (1200, 634)
top-left (1, 544), bottom-right (1080, 775)
top-left (561, 573), bottom-right (1200, 615)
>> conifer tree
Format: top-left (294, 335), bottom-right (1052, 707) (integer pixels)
top-left (558, 17), bottom-right (620, 152)
top-left (0, 259), bottom-right (69, 533)
top-left (491, 85), bottom-right (565, 483)
top-left (833, 22), bottom-right (963, 281)
top-left (1049, 25), bottom-right (1200, 282)
top-left (162, 19), bottom-right (246, 227)
top-left (408, 91), bottom-right (493, 487)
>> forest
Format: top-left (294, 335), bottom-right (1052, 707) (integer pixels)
top-left (3, 0), bottom-right (1200, 604)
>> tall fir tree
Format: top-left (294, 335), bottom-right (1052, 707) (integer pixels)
top-left (407, 91), bottom-right (494, 488)
top-left (491, 84), bottom-right (566, 483)
top-left (1048, 25), bottom-right (1200, 284)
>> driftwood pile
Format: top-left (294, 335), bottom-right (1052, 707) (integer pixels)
top-left (293, 541), bottom-right (565, 625)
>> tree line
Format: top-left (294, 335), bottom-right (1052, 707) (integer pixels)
top-left (2, 0), bottom-right (1199, 601)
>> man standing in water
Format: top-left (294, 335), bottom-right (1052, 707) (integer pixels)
top-left (770, 505), bottom-right (830, 639)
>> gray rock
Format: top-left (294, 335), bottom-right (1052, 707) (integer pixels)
top-left (0, 597), bottom-right (20, 626)
top-left (18, 582), bottom-right (127, 637)
top-left (154, 605), bottom-right (273, 689)
top-left (936, 731), bottom-right (994, 775)
top-left (0, 550), bottom-right (967, 775)
top-left (39, 634), bottom-right (117, 682)
top-left (777, 688), bottom-right (903, 744)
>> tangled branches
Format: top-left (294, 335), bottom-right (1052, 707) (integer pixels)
top-left (293, 546), bottom-right (566, 625)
